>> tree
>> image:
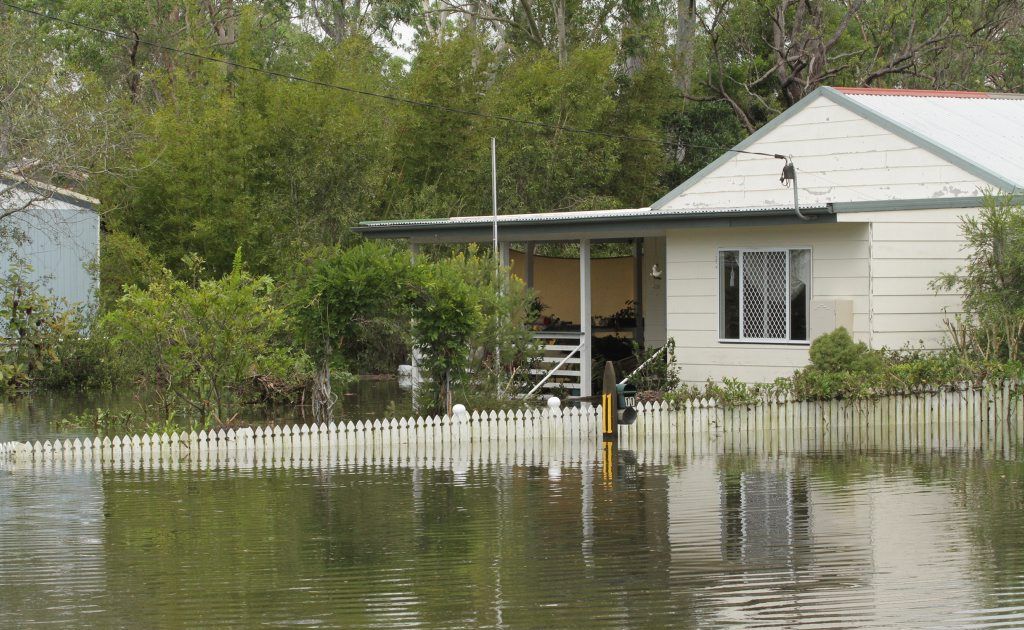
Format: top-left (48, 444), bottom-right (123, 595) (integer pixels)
top-left (933, 195), bottom-right (1024, 363)
top-left (698, 0), bottom-right (1024, 132)
top-left (289, 242), bottom-right (417, 417)
top-left (0, 10), bottom-right (130, 230)
top-left (102, 250), bottom-right (308, 425)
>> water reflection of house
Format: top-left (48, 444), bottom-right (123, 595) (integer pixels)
top-left (667, 461), bottom-right (811, 569)
top-left (721, 469), bottom-right (810, 564)
top-left (666, 456), bottom-right (984, 626)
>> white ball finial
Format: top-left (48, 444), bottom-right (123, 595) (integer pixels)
top-left (547, 396), bottom-right (561, 409)
top-left (452, 403), bottom-right (467, 416)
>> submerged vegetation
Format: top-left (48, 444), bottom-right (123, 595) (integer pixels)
top-left (41, 242), bottom-right (536, 433)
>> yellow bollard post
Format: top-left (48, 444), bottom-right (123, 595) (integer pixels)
top-left (602, 361), bottom-right (618, 441)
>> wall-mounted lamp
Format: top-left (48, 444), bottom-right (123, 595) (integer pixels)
top-left (650, 264), bottom-right (663, 280)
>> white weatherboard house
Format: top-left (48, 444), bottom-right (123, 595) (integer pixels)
top-left (356, 87), bottom-right (1024, 395)
top-left (0, 173), bottom-right (100, 309)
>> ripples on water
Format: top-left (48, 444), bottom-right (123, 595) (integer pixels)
top-left (2, 446), bottom-right (1023, 629)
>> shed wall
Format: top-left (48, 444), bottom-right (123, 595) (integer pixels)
top-left (0, 193), bottom-right (99, 309)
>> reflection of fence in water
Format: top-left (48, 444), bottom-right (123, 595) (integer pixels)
top-left (2, 381), bottom-right (1022, 471)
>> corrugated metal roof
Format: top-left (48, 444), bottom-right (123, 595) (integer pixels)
top-left (359, 204), bottom-right (826, 229)
top-left (838, 89), bottom-right (1024, 188)
top-left (0, 172), bottom-right (100, 207)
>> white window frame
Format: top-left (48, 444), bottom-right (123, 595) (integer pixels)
top-left (717, 247), bottom-right (812, 345)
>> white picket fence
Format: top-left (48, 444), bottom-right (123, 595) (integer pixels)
top-left (0, 407), bottom-right (602, 471)
top-left (2, 380), bottom-right (1022, 471)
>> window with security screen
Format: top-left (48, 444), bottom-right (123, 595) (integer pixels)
top-left (719, 249), bottom-right (810, 342)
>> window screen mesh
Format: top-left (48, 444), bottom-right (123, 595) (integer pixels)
top-left (741, 250), bottom-right (788, 339)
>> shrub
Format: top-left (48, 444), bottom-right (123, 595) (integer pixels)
top-left (288, 241), bottom-right (417, 415)
top-left (434, 249), bottom-right (536, 403)
top-left (102, 250), bottom-right (310, 426)
top-left (289, 242), bottom-right (538, 415)
top-left (932, 194), bottom-right (1024, 362)
top-left (807, 327), bottom-right (884, 374)
top-left (0, 261), bottom-right (114, 396)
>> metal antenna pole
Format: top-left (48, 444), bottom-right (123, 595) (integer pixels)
top-left (492, 137), bottom-right (499, 258)
top-left (491, 137), bottom-right (501, 382)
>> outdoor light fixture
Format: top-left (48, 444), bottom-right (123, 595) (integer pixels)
top-left (650, 264), bottom-right (663, 279)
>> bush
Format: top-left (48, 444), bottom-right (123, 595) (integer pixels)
top-left (289, 242), bottom-right (538, 415)
top-left (288, 242), bottom-right (417, 415)
top-left (807, 327), bottom-right (884, 374)
top-left (430, 250), bottom-right (538, 406)
top-left (932, 194), bottom-right (1024, 362)
top-left (102, 250), bottom-right (311, 426)
top-left (0, 261), bottom-right (117, 396)
top-left (36, 330), bottom-right (123, 391)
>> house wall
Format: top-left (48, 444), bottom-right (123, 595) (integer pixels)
top-left (659, 97), bottom-right (989, 210)
top-left (642, 237), bottom-right (667, 347)
top-left (848, 207), bottom-right (978, 350)
top-left (666, 222), bottom-right (871, 384)
top-left (667, 208), bottom-right (977, 383)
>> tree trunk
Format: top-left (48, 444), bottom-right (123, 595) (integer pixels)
top-left (675, 0), bottom-right (696, 93)
top-left (555, 0), bottom-right (567, 66)
top-left (312, 359), bottom-right (334, 422)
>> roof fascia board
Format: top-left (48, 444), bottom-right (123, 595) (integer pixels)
top-left (649, 86), bottom-right (833, 210)
top-left (829, 196), bottom-right (993, 213)
top-left (820, 87), bottom-right (1021, 193)
top-left (0, 173), bottom-right (99, 211)
top-left (355, 211), bottom-right (837, 243)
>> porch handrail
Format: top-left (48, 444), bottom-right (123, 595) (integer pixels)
top-left (619, 344), bottom-right (668, 386)
top-left (525, 340), bottom-right (584, 398)
top-left (532, 330), bottom-right (586, 339)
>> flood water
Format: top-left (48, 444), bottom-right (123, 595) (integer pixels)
top-left (2, 397), bottom-right (1024, 628)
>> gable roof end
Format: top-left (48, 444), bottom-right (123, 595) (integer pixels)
top-left (653, 85), bottom-right (1024, 210)
top-left (650, 86), bottom-right (832, 210)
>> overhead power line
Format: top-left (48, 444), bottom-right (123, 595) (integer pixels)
top-left (2, 0), bottom-right (783, 159)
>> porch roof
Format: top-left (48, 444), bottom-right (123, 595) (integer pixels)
top-left (353, 204), bottom-right (834, 243)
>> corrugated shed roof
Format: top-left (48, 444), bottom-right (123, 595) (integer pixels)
top-left (0, 172), bottom-right (100, 208)
top-left (836, 88), bottom-right (1024, 188)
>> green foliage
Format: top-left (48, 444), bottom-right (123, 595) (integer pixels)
top-left (932, 195), bottom-right (1024, 362)
top-left (290, 241), bottom-right (417, 375)
top-left (36, 331), bottom-right (122, 392)
top-left (807, 328), bottom-right (885, 374)
top-left (0, 263), bottom-right (100, 396)
top-left (98, 230), bottom-right (164, 313)
top-left (101, 250), bottom-right (311, 426)
top-left (628, 339), bottom-right (681, 399)
top-left (414, 250), bottom-right (538, 410)
top-left (57, 405), bottom-right (197, 438)
top-left (412, 258), bottom-right (481, 401)
top-left (290, 241), bottom-right (537, 413)
top-left (665, 344), bottom-right (1024, 408)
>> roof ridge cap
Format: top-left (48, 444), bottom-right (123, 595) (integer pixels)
top-left (830, 86), bottom-right (1024, 99)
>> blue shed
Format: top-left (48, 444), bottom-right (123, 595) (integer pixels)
top-left (0, 173), bottom-right (100, 309)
